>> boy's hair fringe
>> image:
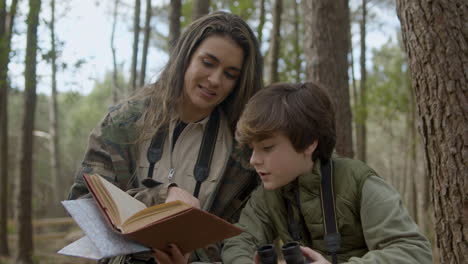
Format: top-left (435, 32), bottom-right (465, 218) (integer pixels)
top-left (236, 82), bottom-right (336, 161)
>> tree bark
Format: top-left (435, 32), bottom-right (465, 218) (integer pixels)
top-left (257, 0), bottom-right (265, 48)
top-left (130, 0), bottom-right (140, 91)
top-left (0, 0), bottom-right (18, 256)
top-left (139, 0), bottom-right (151, 87)
top-left (16, 0), bottom-right (41, 263)
top-left (48, 0), bottom-right (62, 217)
top-left (169, 0), bottom-right (181, 50)
top-left (268, 0), bottom-right (282, 84)
top-left (111, 0), bottom-right (119, 103)
top-left (356, 0), bottom-right (367, 162)
top-left (192, 0), bottom-right (209, 21)
top-left (292, 0), bottom-right (300, 83)
top-left (396, 1), bottom-right (468, 263)
top-left (303, 0), bottom-right (354, 158)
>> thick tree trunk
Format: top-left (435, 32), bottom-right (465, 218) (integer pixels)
top-left (139, 0), bottom-right (151, 87)
top-left (303, 0), bottom-right (354, 158)
top-left (130, 0), bottom-right (140, 91)
top-left (396, 1), bottom-right (468, 263)
top-left (356, 0), bottom-right (367, 162)
top-left (16, 0), bottom-right (41, 263)
top-left (111, 0), bottom-right (119, 103)
top-left (0, 0), bottom-right (18, 256)
top-left (192, 0), bottom-right (209, 21)
top-left (268, 0), bottom-right (282, 84)
top-left (169, 0), bottom-right (181, 50)
top-left (48, 0), bottom-right (62, 217)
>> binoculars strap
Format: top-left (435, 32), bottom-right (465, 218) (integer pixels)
top-left (146, 108), bottom-right (220, 198)
top-left (285, 159), bottom-right (341, 264)
top-left (320, 159), bottom-right (341, 264)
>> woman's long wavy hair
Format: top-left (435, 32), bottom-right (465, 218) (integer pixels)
top-left (132, 11), bottom-right (263, 142)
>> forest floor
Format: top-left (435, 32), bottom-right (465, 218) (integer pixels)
top-left (1, 218), bottom-right (95, 264)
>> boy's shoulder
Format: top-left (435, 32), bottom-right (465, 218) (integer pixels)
top-left (330, 156), bottom-right (380, 202)
top-left (331, 156), bottom-right (378, 179)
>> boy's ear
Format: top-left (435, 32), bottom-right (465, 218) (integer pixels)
top-left (304, 140), bottom-right (318, 157)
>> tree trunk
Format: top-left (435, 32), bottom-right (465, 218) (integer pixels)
top-left (396, 1), bottom-right (468, 263)
top-left (406, 81), bottom-right (418, 221)
top-left (268, 0), bottom-right (282, 84)
top-left (169, 0), bottom-right (181, 51)
top-left (257, 0), bottom-right (265, 48)
top-left (48, 0), bottom-right (62, 217)
top-left (349, 27), bottom-right (358, 155)
top-left (356, 0), bottom-right (367, 162)
top-left (139, 0), bottom-right (151, 87)
top-left (303, 0), bottom-right (354, 158)
top-left (292, 0), bottom-right (300, 83)
top-left (130, 0), bottom-right (140, 91)
top-left (0, 0), bottom-right (18, 256)
top-left (16, 0), bottom-right (41, 263)
top-left (111, 0), bottom-right (119, 103)
top-left (192, 0), bottom-right (209, 21)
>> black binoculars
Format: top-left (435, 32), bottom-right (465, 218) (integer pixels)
top-left (257, 241), bottom-right (307, 264)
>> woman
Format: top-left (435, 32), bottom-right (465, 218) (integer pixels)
top-left (68, 11), bottom-right (263, 263)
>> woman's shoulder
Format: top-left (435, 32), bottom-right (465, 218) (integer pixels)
top-left (100, 99), bottom-right (149, 143)
top-left (106, 99), bottom-right (148, 126)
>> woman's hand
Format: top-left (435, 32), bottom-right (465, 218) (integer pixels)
top-left (153, 244), bottom-right (190, 264)
top-left (166, 186), bottom-right (200, 208)
top-left (300, 246), bottom-right (331, 264)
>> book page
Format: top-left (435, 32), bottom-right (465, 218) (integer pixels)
top-left (92, 174), bottom-right (146, 227)
top-left (59, 199), bottom-right (149, 259)
top-left (121, 200), bottom-right (191, 233)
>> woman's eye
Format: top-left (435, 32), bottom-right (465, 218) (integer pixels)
top-left (202, 58), bottom-right (214, 67)
top-left (225, 71), bottom-right (239, 80)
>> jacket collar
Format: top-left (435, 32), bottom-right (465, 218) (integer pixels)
top-left (279, 159), bottom-right (322, 197)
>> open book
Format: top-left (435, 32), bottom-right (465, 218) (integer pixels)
top-left (59, 173), bottom-right (242, 259)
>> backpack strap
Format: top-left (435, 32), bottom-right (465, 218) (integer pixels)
top-left (320, 159), bottom-right (341, 264)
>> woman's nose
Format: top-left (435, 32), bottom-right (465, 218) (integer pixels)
top-left (207, 68), bottom-right (223, 87)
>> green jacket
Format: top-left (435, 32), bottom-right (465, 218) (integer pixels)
top-left (68, 100), bottom-right (258, 262)
top-left (222, 157), bottom-right (432, 263)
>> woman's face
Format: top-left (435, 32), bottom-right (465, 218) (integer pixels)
top-left (181, 35), bottom-right (244, 122)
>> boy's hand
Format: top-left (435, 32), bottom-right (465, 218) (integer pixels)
top-left (253, 251), bottom-right (260, 264)
top-left (153, 244), bottom-right (190, 264)
top-left (166, 186), bottom-right (200, 209)
top-left (300, 246), bottom-right (331, 264)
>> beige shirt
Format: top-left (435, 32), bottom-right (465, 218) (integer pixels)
top-left (136, 111), bottom-right (232, 209)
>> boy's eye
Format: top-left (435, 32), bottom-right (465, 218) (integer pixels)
top-left (263, 145), bottom-right (274, 151)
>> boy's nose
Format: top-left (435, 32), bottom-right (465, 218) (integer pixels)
top-left (250, 150), bottom-right (261, 166)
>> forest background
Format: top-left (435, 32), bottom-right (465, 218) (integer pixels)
top-left (0, 0), bottom-right (466, 263)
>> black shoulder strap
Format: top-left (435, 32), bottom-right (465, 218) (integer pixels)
top-left (193, 109), bottom-right (220, 198)
top-left (320, 159), bottom-right (341, 264)
top-left (146, 125), bottom-right (167, 179)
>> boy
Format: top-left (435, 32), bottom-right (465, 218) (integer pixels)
top-left (222, 82), bottom-right (432, 263)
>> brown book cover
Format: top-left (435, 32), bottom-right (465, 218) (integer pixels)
top-left (82, 173), bottom-right (243, 254)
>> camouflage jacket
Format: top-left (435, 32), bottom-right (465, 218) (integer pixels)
top-left (68, 100), bottom-right (259, 262)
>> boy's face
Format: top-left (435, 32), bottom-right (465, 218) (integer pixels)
top-left (249, 132), bottom-right (317, 190)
